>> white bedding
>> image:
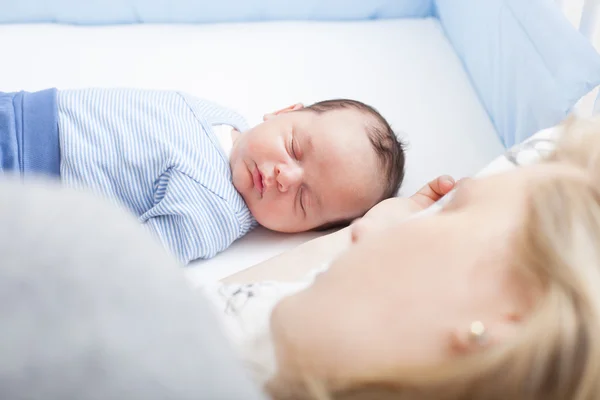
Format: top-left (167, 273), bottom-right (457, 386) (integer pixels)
top-left (0, 18), bottom-right (504, 282)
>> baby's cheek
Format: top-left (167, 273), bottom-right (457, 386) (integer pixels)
top-left (231, 164), bottom-right (250, 192)
top-left (249, 202), bottom-right (282, 230)
top-left (266, 199), bottom-right (307, 232)
top-left (245, 140), bottom-right (260, 156)
top-left (246, 138), bottom-right (274, 159)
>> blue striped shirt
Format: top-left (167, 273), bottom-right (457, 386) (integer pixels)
top-left (58, 88), bottom-right (257, 264)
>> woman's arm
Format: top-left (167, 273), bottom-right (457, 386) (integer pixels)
top-left (221, 226), bottom-right (351, 283)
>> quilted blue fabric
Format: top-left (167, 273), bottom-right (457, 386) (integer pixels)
top-left (435, 0), bottom-right (600, 146)
top-left (0, 0), bottom-right (433, 24)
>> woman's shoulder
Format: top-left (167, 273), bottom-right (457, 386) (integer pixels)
top-left (201, 266), bottom-right (327, 341)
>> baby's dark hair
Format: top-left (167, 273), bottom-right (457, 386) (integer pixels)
top-left (304, 99), bottom-right (406, 202)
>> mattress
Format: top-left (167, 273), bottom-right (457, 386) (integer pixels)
top-left (0, 18), bottom-right (504, 283)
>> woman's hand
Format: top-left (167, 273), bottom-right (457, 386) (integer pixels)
top-left (350, 175), bottom-right (456, 243)
top-left (360, 175), bottom-right (456, 222)
top-left (409, 175), bottom-right (456, 209)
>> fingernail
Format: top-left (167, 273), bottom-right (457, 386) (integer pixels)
top-left (442, 176), bottom-right (454, 185)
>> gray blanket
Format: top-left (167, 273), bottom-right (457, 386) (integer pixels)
top-left (0, 177), bottom-right (264, 400)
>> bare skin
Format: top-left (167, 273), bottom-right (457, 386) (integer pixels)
top-left (222, 175), bottom-right (456, 283)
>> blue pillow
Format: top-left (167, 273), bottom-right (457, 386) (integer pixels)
top-left (435, 0), bottom-right (600, 147)
top-left (0, 0), bottom-right (433, 24)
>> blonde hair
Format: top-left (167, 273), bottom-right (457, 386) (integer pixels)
top-left (267, 116), bottom-right (600, 400)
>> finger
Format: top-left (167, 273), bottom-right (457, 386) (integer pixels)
top-left (416, 175), bottom-right (455, 199)
top-left (437, 176), bottom-right (456, 195)
top-left (409, 175), bottom-right (455, 208)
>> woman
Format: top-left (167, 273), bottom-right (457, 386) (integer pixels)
top-left (209, 116), bottom-right (600, 400)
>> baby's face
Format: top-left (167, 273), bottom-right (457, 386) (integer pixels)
top-left (230, 106), bottom-right (384, 232)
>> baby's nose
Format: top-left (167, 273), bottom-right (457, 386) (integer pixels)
top-left (276, 164), bottom-right (302, 193)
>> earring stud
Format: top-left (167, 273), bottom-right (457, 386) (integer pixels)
top-left (469, 320), bottom-right (487, 345)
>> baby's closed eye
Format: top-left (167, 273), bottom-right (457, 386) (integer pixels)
top-left (298, 187), bottom-right (306, 215)
top-left (291, 137), bottom-right (301, 160)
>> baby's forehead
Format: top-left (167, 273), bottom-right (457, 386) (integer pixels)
top-left (299, 109), bottom-right (388, 209)
top-left (309, 112), bottom-right (381, 161)
top-left (308, 109), bottom-right (373, 146)
top-left (310, 153), bottom-right (385, 218)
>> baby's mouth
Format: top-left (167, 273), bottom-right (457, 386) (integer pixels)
top-left (252, 165), bottom-right (265, 196)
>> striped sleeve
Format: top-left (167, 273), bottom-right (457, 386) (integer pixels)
top-left (140, 168), bottom-right (242, 264)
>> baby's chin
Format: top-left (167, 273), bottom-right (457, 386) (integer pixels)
top-left (251, 209), bottom-right (305, 233)
top-left (254, 217), bottom-right (298, 233)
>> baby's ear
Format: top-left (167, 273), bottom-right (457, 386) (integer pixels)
top-left (263, 103), bottom-right (304, 121)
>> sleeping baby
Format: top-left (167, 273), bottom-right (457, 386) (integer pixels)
top-left (0, 88), bottom-right (405, 264)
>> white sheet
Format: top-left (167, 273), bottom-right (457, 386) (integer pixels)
top-left (0, 18), bottom-right (504, 283)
